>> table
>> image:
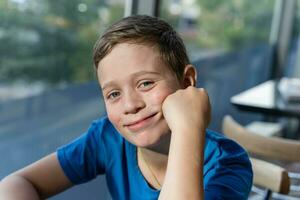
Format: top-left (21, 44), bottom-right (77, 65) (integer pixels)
top-left (231, 80), bottom-right (300, 118)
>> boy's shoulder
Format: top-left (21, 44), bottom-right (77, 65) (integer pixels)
top-left (205, 129), bottom-right (231, 145)
top-left (205, 129), bottom-right (249, 158)
top-left (88, 115), bottom-right (124, 143)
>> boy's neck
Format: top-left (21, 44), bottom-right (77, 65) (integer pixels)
top-left (146, 132), bottom-right (171, 155)
top-left (139, 147), bottom-right (168, 166)
top-left (138, 146), bottom-right (168, 190)
top-left (137, 133), bottom-right (171, 174)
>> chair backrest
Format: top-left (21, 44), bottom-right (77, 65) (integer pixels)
top-left (222, 115), bottom-right (300, 162)
top-left (251, 157), bottom-right (290, 194)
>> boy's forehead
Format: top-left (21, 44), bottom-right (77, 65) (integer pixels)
top-left (99, 43), bottom-right (165, 72)
top-left (97, 43), bottom-right (174, 86)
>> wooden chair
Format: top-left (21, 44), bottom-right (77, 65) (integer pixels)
top-left (222, 115), bottom-right (300, 199)
top-left (251, 157), bottom-right (290, 199)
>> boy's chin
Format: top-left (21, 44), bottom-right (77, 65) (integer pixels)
top-left (129, 131), bottom-right (171, 150)
top-left (118, 121), bottom-right (171, 147)
top-left (128, 134), bottom-right (161, 148)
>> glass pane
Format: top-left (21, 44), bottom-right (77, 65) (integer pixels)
top-left (0, 0), bottom-right (124, 100)
top-left (160, 0), bottom-right (275, 60)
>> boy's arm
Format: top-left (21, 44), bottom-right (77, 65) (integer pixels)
top-left (0, 152), bottom-right (73, 199)
top-left (159, 86), bottom-right (210, 200)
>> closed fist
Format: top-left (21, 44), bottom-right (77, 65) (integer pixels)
top-left (162, 86), bottom-right (211, 133)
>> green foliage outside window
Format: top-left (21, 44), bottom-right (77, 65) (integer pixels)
top-left (160, 0), bottom-right (274, 54)
top-left (0, 0), bottom-right (124, 85)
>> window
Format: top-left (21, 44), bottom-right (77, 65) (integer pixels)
top-left (0, 0), bottom-right (124, 100)
top-left (160, 0), bottom-right (275, 60)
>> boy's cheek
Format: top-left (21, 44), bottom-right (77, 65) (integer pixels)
top-left (150, 92), bottom-right (167, 106)
top-left (150, 88), bottom-right (176, 106)
top-left (106, 108), bottom-right (120, 126)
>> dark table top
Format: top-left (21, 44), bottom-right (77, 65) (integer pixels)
top-left (231, 80), bottom-right (300, 118)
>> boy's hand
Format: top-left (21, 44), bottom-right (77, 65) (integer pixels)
top-left (162, 86), bottom-right (211, 132)
top-left (160, 86), bottom-right (209, 200)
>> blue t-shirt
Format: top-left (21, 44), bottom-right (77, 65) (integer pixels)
top-left (57, 116), bottom-right (253, 199)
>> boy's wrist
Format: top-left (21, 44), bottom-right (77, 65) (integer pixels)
top-left (170, 122), bottom-right (206, 136)
top-left (171, 127), bottom-right (206, 147)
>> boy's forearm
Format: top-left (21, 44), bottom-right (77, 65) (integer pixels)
top-left (0, 175), bottom-right (40, 200)
top-left (159, 126), bottom-right (205, 200)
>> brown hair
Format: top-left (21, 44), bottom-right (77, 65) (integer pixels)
top-left (93, 15), bottom-right (190, 81)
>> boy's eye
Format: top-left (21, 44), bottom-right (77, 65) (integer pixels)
top-left (107, 91), bottom-right (120, 100)
top-left (138, 81), bottom-right (154, 89)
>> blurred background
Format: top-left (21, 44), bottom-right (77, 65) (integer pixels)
top-left (0, 0), bottom-right (299, 199)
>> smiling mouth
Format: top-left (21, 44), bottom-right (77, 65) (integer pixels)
top-left (125, 113), bottom-right (158, 132)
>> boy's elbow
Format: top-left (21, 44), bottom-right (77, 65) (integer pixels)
top-left (0, 175), bottom-right (40, 200)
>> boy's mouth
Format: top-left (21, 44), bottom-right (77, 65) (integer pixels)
top-left (124, 113), bottom-right (158, 132)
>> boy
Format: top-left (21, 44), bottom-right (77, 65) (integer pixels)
top-left (0, 15), bottom-right (252, 199)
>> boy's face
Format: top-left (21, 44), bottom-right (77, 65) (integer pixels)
top-left (98, 43), bottom-right (182, 148)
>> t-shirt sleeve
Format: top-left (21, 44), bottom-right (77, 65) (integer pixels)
top-left (57, 119), bottom-right (107, 184)
top-left (204, 137), bottom-right (253, 200)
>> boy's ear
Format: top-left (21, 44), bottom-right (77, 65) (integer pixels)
top-left (183, 64), bottom-right (197, 88)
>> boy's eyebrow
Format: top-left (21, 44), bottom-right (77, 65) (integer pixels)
top-left (101, 70), bottom-right (160, 91)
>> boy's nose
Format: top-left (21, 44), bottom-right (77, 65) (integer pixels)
top-left (123, 90), bottom-right (145, 114)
